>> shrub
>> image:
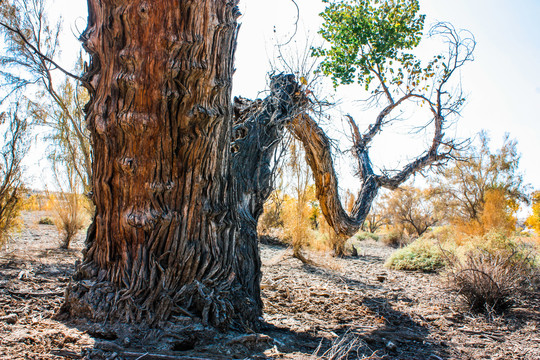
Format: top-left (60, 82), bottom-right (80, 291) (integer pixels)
top-left (385, 237), bottom-right (447, 272)
top-left (380, 228), bottom-right (406, 248)
top-left (356, 231), bottom-right (379, 242)
top-left (446, 244), bottom-right (537, 313)
top-left (50, 192), bottom-right (90, 249)
top-left (38, 217), bottom-right (54, 225)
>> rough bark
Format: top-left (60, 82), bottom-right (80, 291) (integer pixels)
top-left (62, 0), bottom-right (300, 329)
top-left (286, 114), bottom-right (380, 254)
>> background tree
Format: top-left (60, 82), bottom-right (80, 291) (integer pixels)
top-left (380, 186), bottom-right (440, 238)
top-left (0, 109), bottom-right (29, 248)
top-left (0, 0), bottom-right (92, 193)
top-left (29, 70), bottom-right (92, 194)
top-left (432, 132), bottom-right (526, 236)
top-left (525, 191), bottom-right (540, 235)
top-left (361, 198), bottom-right (387, 233)
top-left (287, 0), bottom-right (475, 252)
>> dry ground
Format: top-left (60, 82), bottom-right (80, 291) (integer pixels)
top-left (0, 211), bottom-right (539, 359)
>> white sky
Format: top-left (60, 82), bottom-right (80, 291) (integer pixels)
top-left (47, 0), bottom-right (540, 197)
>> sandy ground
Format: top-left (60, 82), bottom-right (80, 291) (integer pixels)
top-left (0, 211), bottom-right (539, 359)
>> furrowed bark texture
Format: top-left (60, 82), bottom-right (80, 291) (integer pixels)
top-left (63, 0), bottom-right (298, 329)
top-left (232, 75), bottom-right (303, 222)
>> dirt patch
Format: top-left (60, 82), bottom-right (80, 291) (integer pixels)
top-left (1, 212), bottom-right (539, 359)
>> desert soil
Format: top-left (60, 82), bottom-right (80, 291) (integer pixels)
top-left (0, 211), bottom-right (539, 360)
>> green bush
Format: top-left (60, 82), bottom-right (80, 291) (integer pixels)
top-left (385, 237), bottom-right (447, 272)
top-left (355, 231), bottom-right (379, 241)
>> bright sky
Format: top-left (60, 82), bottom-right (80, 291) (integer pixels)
top-left (50, 0), bottom-right (540, 196)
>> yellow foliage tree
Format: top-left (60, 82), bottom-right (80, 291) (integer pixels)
top-left (455, 188), bottom-right (517, 237)
top-left (525, 191), bottom-right (540, 235)
top-left (434, 132), bottom-right (526, 237)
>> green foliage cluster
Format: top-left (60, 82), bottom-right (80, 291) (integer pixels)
top-left (314, 0), bottom-right (445, 91)
top-left (355, 231), bottom-right (379, 241)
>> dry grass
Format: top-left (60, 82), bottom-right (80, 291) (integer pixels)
top-left (49, 193), bottom-right (90, 249)
top-left (312, 331), bottom-right (375, 360)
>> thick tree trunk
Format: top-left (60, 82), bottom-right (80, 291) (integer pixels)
top-left (62, 0), bottom-right (301, 329)
top-left (62, 0), bottom-right (272, 329)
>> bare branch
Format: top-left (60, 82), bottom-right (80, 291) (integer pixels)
top-left (0, 21), bottom-right (88, 87)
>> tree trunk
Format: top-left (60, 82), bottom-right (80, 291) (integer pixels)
top-left (62, 0), bottom-right (301, 329)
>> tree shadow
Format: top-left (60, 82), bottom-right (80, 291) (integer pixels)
top-left (357, 296), bottom-right (450, 359)
top-left (291, 262), bottom-right (452, 359)
top-left (299, 262), bottom-right (384, 291)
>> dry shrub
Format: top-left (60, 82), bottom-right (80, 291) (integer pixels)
top-left (38, 216), bottom-right (54, 225)
top-left (446, 232), bottom-right (538, 313)
top-left (312, 331), bottom-right (366, 360)
top-left (50, 192), bottom-right (90, 249)
top-left (49, 155), bottom-right (93, 249)
top-left (380, 228), bottom-right (406, 248)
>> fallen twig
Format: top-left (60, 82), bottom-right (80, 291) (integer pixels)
top-left (7, 289), bottom-right (65, 298)
top-left (226, 333), bottom-right (273, 345)
top-left (119, 352), bottom-right (214, 360)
